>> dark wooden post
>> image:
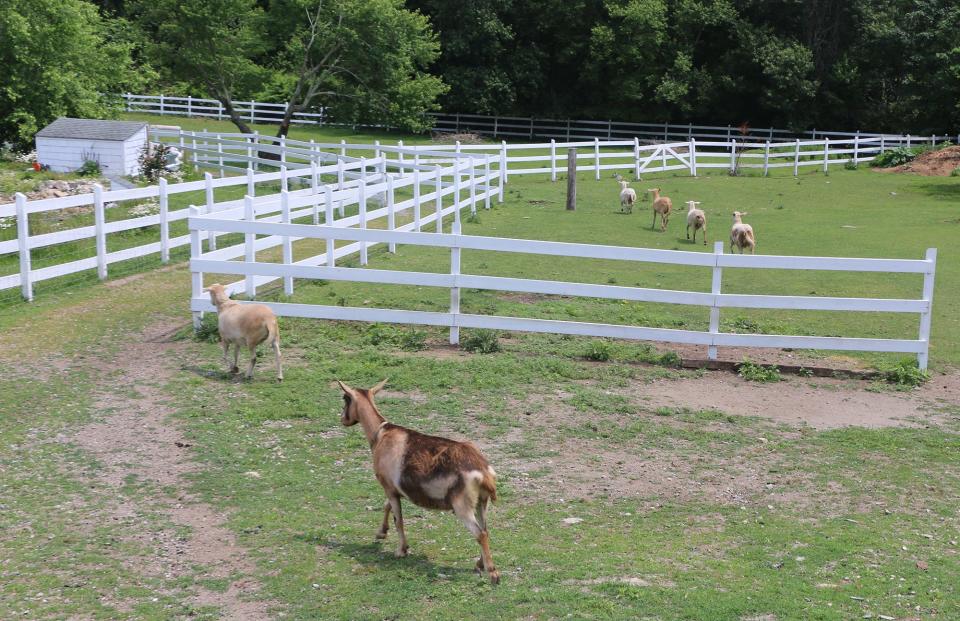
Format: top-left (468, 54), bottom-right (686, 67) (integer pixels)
top-left (566, 148), bottom-right (577, 211)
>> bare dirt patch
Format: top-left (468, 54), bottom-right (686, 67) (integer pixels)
top-left (68, 321), bottom-right (276, 619)
top-left (876, 145), bottom-right (960, 176)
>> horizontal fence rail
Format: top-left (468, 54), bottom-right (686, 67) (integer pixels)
top-left (187, 212), bottom-right (938, 368)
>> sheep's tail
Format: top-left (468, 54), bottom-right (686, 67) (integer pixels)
top-left (480, 466), bottom-right (498, 503)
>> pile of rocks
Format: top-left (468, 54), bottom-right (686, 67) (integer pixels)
top-left (0, 178), bottom-right (105, 205)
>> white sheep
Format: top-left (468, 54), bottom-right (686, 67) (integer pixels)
top-left (685, 200), bottom-right (707, 245)
top-left (729, 211), bottom-right (756, 254)
top-left (205, 283), bottom-right (283, 381)
top-left (615, 174), bottom-right (637, 213)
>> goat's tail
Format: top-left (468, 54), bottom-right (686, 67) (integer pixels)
top-left (695, 214), bottom-right (705, 227)
top-left (481, 467), bottom-right (498, 503)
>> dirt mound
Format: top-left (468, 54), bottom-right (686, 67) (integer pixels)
top-left (879, 145), bottom-right (960, 176)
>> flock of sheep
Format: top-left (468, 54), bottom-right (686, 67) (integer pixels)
top-left (616, 175), bottom-right (756, 253)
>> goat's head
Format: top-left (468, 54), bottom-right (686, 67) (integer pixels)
top-left (686, 200), bottom-right (701, 211)
top-left (336, 379), bottom-right (388, 426)
top-left (203, 283), bottom-right (229, 306)
top-left (647, 187), bottom-right (661, 194)
top-left (732, 211), bottom-right (748, 223)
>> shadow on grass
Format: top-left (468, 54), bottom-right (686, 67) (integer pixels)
top-left (913, 182), bottom-right (960, 201)
top-left (312, 537), bottom-right (477, 578)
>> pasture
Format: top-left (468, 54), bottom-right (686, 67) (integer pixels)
top-left (1, 116), bottom-right (959, 620)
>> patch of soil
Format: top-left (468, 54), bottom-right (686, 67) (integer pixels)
top-left (877, 145), bottom-right (960, 176)
top-left (67, 321), bottom-right (276, 619)
top-left (654, 342), bottom-right (873, 373)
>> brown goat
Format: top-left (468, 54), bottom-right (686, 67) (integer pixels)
top-left (205, 283), bottom-right (282, 381)
top-left (648, 187), bottom-right (672, 231)
top-left (337, 379), bottom-right (500, 584)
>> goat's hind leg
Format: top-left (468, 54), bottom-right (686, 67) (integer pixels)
top-left (453, 494), bottom-right (499, 584)
top-left (375, 499), bottom-right (391, 540)
top-left (387, 494), bottom-right (409, 557)
top-left (245, 342), bottom-right (258, 379)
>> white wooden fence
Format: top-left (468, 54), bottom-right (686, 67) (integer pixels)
top-left (189, 209), bottom-right (938, 368)
top-left (124, 93), bottom-right (957, 146)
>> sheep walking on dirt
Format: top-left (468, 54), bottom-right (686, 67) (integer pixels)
top-left (205, 283), bottom-right (282, 381)
top-left (729, 211), bottom-right (756, 254)
top-left (685, 200), bottom-right (707, 245)
top-left (648, 187), bottom-right (672, 231)
top-left (337, 379), bottom-right (501, 584)
top-left (615, 174), bottom-right (637, 213)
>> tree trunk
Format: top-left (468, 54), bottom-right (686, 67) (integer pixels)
top-left (218, 97), bottom-right (254, 134)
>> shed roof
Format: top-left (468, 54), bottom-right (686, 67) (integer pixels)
top-left (36, 118), bottom-right (147, 141)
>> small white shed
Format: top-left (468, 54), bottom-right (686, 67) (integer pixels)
top-left (36, 118), bottom-right (148, 176)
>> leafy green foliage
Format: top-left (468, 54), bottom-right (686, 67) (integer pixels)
top-left (879, 358), bottom-right (930, 388)
top-left (738, 360), bottom-right (782, 383)
top-left (584, 340), bottom-right (612, 361)
top-left (460, 329), bottom-right (501, 354)
top-left (193, 313), bottom-right (220, 343)
top-left (137, 142), bottom-right (171, 182)
top-left (871, 147), bottom-right (917, 168)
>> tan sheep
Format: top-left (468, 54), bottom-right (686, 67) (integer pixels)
top-left (205, 283), bottom-right (282, 381)
top-left (648, 187), bottom-right (672, 231)
top-left (685, 200), bottom-right (707, 245)
top-left (729, 211), bottom-right (756, 254)
top-left (615, 174), bottom-right (637, 213)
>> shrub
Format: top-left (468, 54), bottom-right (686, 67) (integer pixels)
top-left (656, 351), bottom-right (682, 368)
top-left (77, 159), bottom-right (101, 176)
top-left (138, 142), bottom-right (173, 183)
top-left (870, 147), bottom-right (916, 168)
top-left (461, 329), bottom-right (501, 353)
top-left (951, 167), bottom-right (960, 177)
top-left (585, 341), bottom-right (612, 361)
top-left (844, 160), bottom-right (859, 170)
top-left (879, 358), bottom-right (929, 388)
top-left (465, 212), bottom-right (482, 224)
top-left (738, 360), bottom-right (782, 382)
top-left (797, 366), bottom-right (814, 377)
top-left (193, 313), bottom-right (220, 343)
top-left (399, 329), bottom-right (428, 351)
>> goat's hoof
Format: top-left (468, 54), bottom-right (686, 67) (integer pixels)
top-left (395, 546), bottom-right (409, 558)
top-left (375, 531), bottom-right (388, 540)
top-left (230, 366), bottom-right (240, 374)
top-left (475, 558), bottom-right (484, 574)
top-left (276, 377), bottom-right (283, 383)
top-left (489, 570), bottom-right (501, 585)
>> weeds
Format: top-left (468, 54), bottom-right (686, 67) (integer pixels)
top-left (461, 329), bottom-right (501, 353)
top-left (585, 340), bottom-right (612, 361)
top-left (738, 359), bottom-right (782, 382)
top-left (878, 358), bottom-right (929, 388)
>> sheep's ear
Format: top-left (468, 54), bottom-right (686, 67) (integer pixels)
top-left (369, 378), bottom-right (389, 396)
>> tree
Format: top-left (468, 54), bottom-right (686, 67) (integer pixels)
top-left (0, 0), bottom-right (143, 147)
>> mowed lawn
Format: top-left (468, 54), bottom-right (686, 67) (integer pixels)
top-left (1, 117), bottom-right (958, 620)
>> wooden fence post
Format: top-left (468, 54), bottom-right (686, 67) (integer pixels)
top-left (823, 138), bottom-right (830, 173)
top-left (281, 190), bottom-right (293, 296)
top-left (450, 225), bottom-right (461, 346)
top-left (708, 240), bottom-right (723, 360)
top-left (253, 131), bottom-right (260, 172)
top-left (690, 138), bottom-right (698, 176)
top-left (340, 139), bottom-right (347, 158)
top-left (359, 158), bottom-right (368, 265)
top-left (244, 195), bottom-right (256, 298)
top-left (453, 160), bottom-right (462, 218)
top-left (566, 149), bottom-right (577, 211)
top-left (189, 205), bottom-right (203, 330)
top-left (217, 139), bottom-right (224, 177)
top-left (280, 165), bottom-right (288, 193)
top-left (594, 137), bottom-right (600, 181)
top-left (186, 95), bottom-right (193, 117)
top-left (204, 172), bottom-right (217, 251)
top-left (468, 158), bottom-right (477, 215)
top-left (191, 132), bottom-right (198, 172)
top-left (94, 184), bottom-right (107, 280)
top-left (159, 178), bottom-right (170, 263)
top-left (853, 131), bottom-right (860, 166)
top-left (550, 139), bottom-right (557, 182)
top-left (413, 166), bottom-right (422, 231)
top-left (634, 137), bottom-right (641, 179)
top-left (917, 248), bottom-right (937, 370)
top-left (15, 193), bottom-right (32, 301)
top-left (246, 166), bottom-right (255, 198)
top-left (336, 157), bottom-right (345, 217)
top-left (729, 139), bottom-right (737, 174)
top-left (793, 139), bottom-right (800, 176)
top-left (387, 175), bottom-right (396, 253)
top-left (763, 141), bottom-right (770, 177)
top-left (500, 140), bottom-right (508, 191)
top-left (484, 154), bottom-right (492, 210)
top-left (159, 93), bottom-right (165, 115)
top-left (324, 184), bottom-right (335, 267)
top-left (435, 165), bottom-right (443, 233)
top-left (397, 140), bottom-right (405, 175)
top-left (311, 161), bottom-right (320, 225)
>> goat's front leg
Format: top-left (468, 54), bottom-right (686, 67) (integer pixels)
top-left (232, 344), bottom-right (241, 373)
top-left (651, 210), bottom-right (657, 230)
top-left (387, 494), bottom-right (408, 557)
top-left (245, 344), bottom-right (258, 379)
top-left (686, 224), bottom-right (691, 240)
top-left (375, 499), bottom-right (391, 540)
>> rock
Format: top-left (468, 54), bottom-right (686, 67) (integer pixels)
top-left (562, 517), bottom-right (583, 525)
top-left (916, 560), bottom-right (928, 571)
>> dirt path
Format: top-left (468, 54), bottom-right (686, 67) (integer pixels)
top-left (68, 321), bottom-right (275, 619)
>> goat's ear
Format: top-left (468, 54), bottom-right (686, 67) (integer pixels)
top-left (336, 380), bottom-right (356, 398)
top-left (369, 378), bottom-right (389, 396)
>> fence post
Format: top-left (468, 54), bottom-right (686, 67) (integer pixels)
top-left (494, 116), bottom-right (499, 137)
top-left (468, 159), bottom-right (477, 215)
top-left (880, 135), bottom-right (885, 154)
top-left (311, 161), bottom-right (320, 225)
top-left (793, 139), bottom-right (800, 176)
top-left (413, 166), bottom-right (422, 231)
top-left (246, 166), bottom-right (255, 198)
top-left (708, 241), bottom-right (723, 360)
top-left (634, 137), bottom-right (641, 178)
top-left (397, 140), bottom-right (405, 175)
top-left (244, 195), bottom-right (256, 298)
top-left (823, 137), bottom-right (830, 173)
top-left (566, 149), bottom-right (577, 211)
top-left (566, 119), bottom-right (571, 142)
top-left (594, 137), bottom-right (600, 181)
top-left (249, 100), bottom-right (255, 123)
top-left (455, 140), bottom-right (462, 194)
top-left (324, 184), bottom-right (335, 267)
top-left (500, 140), bottom-right (509, 186)
top-left (663, 122), bottom-right (668, 143)
top-left (726, 125), bottom-right (732, 140)
top-left (359, 158), bottom-right (368, 265)
top-left (917, 248), bottom-right (937, 370)
top-left (94, 184), bottom-right (107, 280)
top-left (189, 206), bottom-right (203, 330)
top-left (484, 154), bottom-right (492, 210)
top-left (337, 157), bottom-right (345, 217)
top-left (159, 93), bottom-right (165, 115)
top-left (550, 139), bottom-right (557, 182)
top-left (204, 172), bottom-right (217, 251)
top-left (281, 190), bottom-right (293, 296)
top-left (15, 193), bottom-right (32, 301)
top-left (607, 120), bottom-right (612, 140)
top-left (687, 122), bottom-right (693, 140)
top-left (450, 200), bottom-right (462, 346)
top-left (454, 159), bottom-right (462, 217)
top-left (179, 129), bottom-right (185, 155)
top-left (729, 139), bottom-right (737, 174)
top-left (217, 100), bottom-right (223, 121)
top-left (529, 117), bottom-right (534, 139)
top-left (159, 178), bottom-right (170, 263)
top-left (853, 131), bottom-right (860, 166)
top-left (280, 165), bottom-right (288, 193)
top-left (435, 165), bottom-right (443, 233)
top-left (191, 132), bottom-right (198, 172)
top-left (690, 138), bottom-right (697, 176)
top-left (374, 140), bottom-right (381, 169)
top-left (763, 141), bottom-right (770, 177)
top-left (217, 139), bottom-right (224, 178)
top-left (340, 139), bottom-right (346, 158)
top-left (387, 175), bottom-right (396, 253)
top-left (253, 131), bottom-right (260, 172)
top-left (280, 135), bottom-right (287, 167)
